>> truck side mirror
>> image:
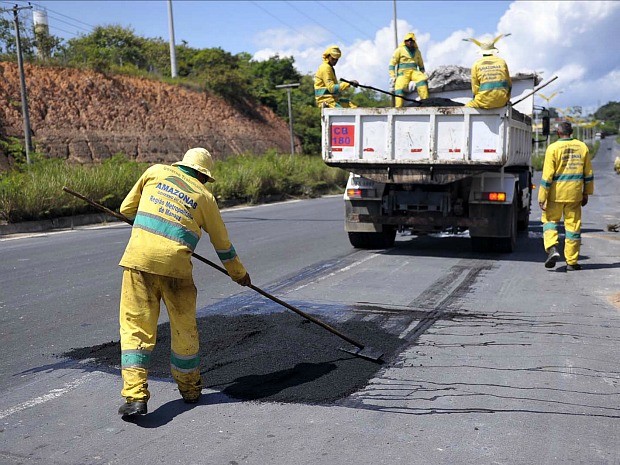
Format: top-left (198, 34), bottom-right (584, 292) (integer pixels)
top-left (542, 116), bottom-right (550, 136)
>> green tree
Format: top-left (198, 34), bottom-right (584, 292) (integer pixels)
top-left (0, 15), bottom-right (37, 59)
top-left (594, 101), bottom-right (620, 134)
top-left (64, 25), bottom-right (148, 71)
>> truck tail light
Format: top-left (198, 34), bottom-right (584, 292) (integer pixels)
top-left (347, 188), bottom-right (363, 198)
top-left (479, 192), bottom-right (506, 201)
top-left (346, 188), bottom-right (377, 199)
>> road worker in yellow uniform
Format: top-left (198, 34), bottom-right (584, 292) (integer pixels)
top-left (538, 122), bottom-right (594, 271)
top-left (464, 34), bottom-right (512, 109)
top-left (314, 45), bottom-right (358, 108)
top-left (117, 147), bottom-right (251, 417)
top-left (389, 32), bottom-right (429, 107)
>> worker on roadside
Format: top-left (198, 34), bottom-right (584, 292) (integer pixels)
top-left (117, 147), bottom-right (251, 418)
top-left (389, 32), bottom-right (429, 107)
top-left (314, 45), bottom-right (358, 108)
top-left (464, 34), bottom-right (512, 109)
top-left (538, 122), bottom-right (594, 270)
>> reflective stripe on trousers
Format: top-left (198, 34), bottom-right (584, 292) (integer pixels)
top-left (541, 200), bottom-right (582, 265)
top-left (120, 268), bottom-right (202, 402)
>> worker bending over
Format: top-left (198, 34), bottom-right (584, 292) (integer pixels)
top-left (117, 147), bottom-right (251, 417)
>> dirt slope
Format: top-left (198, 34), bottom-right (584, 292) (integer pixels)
top-left (0, 62), bottom-right (294, 167)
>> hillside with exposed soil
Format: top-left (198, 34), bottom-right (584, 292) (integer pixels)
top-left (0, 62), bottom-right (295, 170)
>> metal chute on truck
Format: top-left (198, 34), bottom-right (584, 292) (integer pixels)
top-left (322, 68), bottom-right (540, 252)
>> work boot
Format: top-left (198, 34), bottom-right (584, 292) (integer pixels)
top-left (566, 263), bottom-right (582, 271)
top-left (118, 401), bottom-right (147, 417)
top-left (544, 246), bottom-right (560, 269)
top-left (180, 392), bottom-right (201, 404)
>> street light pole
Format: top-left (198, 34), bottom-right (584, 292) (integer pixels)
top-left (167, 0), bottom-right (178, 78)
top-left (276, 83), bottom-right (300, 156)
top-left (3, 4), bottom-right (34, 163)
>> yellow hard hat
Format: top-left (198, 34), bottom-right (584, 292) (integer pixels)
top-left (172, 147), bottom-right (215, 182)
top-left (323, 45), bottom-right (342, 59)
top-left (404, 32), bottom-right (416, 42)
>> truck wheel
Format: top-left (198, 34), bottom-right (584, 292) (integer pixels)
top-left (497, 196), bottom-right (518, 253)
top-left (470, 236), bottom-right (491, 252)
top-left (348, 228), bottom-right (396, 249)
top-left (517, 210), bottom-right (530, 232)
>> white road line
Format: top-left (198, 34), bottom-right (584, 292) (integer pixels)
top-left (0, 373), bottom-right (96, 420)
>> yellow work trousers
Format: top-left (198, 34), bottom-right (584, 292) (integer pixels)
top-left (119, 268), bottom-right (202, 402)
top-left (395, 69), bottom-right (429, 107)
top-left (466, 89), bottom-right (509, 109)
top-left (541, 201), bottom-right (582, 266)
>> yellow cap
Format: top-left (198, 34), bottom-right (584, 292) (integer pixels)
top-left (323, 45), bottom-right (342, 59)
top-left (172, 147), bottom-right (215, 182)
top-left (404, 32), bottom-right (416, 42)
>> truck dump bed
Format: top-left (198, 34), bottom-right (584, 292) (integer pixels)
top-left (322, 105), bottom-right (532, 173)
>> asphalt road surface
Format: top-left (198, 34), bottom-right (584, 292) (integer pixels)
top-left (1, 137), bottom-right (618, 464)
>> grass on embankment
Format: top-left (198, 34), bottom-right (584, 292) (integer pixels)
top-left (0, 150), bottom-right (348, 224)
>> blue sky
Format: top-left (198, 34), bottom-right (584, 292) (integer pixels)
top-left (4, 1), bottom-right (619, 115)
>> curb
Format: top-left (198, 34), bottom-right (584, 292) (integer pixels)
top-left (0, 213), bottom-right (121, 237)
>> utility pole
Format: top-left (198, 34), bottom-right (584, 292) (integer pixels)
top-left (1, 4), bottom-right (34, 163)
top-left (167, 0), bottom-right (177, 78)
top-left (275, 83), bottom-right (300, 156)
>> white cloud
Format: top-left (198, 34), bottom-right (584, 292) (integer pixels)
top-left (251, 1), bottom-right (620, 110)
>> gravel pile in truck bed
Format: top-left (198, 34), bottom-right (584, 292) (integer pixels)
top-left (63, 311), bottom-right (404, 405)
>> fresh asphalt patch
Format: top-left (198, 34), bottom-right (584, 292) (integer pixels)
top-left (63, 311), bottom-right (405, 405)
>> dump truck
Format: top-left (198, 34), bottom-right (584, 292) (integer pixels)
top-left (322, 68), bottom-right (540, 252)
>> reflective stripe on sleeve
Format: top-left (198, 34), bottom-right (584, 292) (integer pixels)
top-left (216, 245), bottom-right (237, 263)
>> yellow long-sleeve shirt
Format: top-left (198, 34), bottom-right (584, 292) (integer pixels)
top-left (538, 138), bottom-right (594, 204)
top-left (389, 44), bottom-right (425, 79)
top-left (119, 164), bottom-right (247, 280)
top-left (467, 55), bottom-right (512, 109)
top-left (314, 61), bottom-right (353, 108)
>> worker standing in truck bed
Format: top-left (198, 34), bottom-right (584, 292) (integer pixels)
top-left (389, 32), bottom-right (429, 107)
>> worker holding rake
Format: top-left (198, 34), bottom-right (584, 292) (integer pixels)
top-left (117, 147), bottom-right (251, 418)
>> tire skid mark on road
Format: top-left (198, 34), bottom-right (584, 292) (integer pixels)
top-left (0, 372), bottom-right (97, 420)
top-left (397, 261), bottom-right (495, 340)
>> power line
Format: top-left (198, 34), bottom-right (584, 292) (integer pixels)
top-left (334, 0), bottom-right (385, 33)
top-left (315, 1), bottom-right (375, 41)
top-left (284, 0), bottom-right (349, 44)
top-left (28, 1), bottom-right (96, 29)
top-left (250, 1), bottom-right (323, 47)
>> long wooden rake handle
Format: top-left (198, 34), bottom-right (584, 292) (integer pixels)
top-left (62, 186), bottom-right (370, 351)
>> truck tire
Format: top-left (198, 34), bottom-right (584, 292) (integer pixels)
top-left (517, 175), bottom-right (532, 232)
top-left (348, 228), bottom-right (396, 249)
top-left (517, 209), bottom-right (530, 232)
top-left (497, 196), bottom-right (518, 253)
